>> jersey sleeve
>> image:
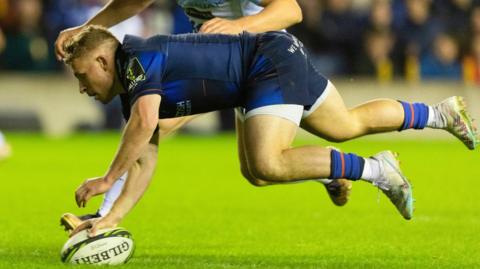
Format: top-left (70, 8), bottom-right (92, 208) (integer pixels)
top-left (125, 51), bottom-right (164, 106)
top-left (247, 0), bottom-right (263, 7)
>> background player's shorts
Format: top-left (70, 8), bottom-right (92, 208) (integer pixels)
top-left (238, 31), bottom-right (329, 125)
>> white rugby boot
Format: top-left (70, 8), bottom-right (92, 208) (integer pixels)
top-left (433, 96), bottom-right (478, 150)
top-left (371, 151), bottom-right (414, 220)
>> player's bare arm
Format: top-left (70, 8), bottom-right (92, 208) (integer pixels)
top-left (72, 130), bottom-right (159, 237)
top-left (104, 94), bottom-right (161, 182)
top-left (75, 94), bottom-right (161, 207)
top-left (199, 0), bottom-right (302, 34)
top-left (55, 0), bottom-right (154, 60)
top-left (103, 94), bottom-right (160, 181)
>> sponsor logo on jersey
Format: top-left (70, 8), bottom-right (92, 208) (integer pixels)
top-left (287, 36), bottom-right (305, 56)
top-left (176, 100), bottom-right (192, 117)
top-left (126, 57), bottom-right (146, 91)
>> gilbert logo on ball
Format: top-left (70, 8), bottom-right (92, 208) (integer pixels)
top-left (61, 227), bottom-right (135, 265)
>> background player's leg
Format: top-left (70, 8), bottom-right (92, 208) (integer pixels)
top-left (98, 172), bottom-right (127, 216)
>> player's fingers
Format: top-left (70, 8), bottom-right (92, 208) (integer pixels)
top-left (213, 26), bottom-right (232, 34)
top-left (75, 188), bottom-right (86, 207)
top-left (211, 25), bottom-right (233, 34)
top-left (71, 220), bottom-right (93, 237)
top-left (87, 225), bottom-right (98, 238)
top-left (55, 26), bottom-right (85, 60)
top-left (199, 21), bottom-right (212, 32)
top-left (55, 33), bottom-right (69, 61)
top-left (201, 17), bottom-right (220, 27)
top-left (82, 191), bottom-right (95, 207)
top-left (200, 20), bottom-right (222, 33)
top-left (202, 23), bottom-right (225, 34)
top-left (87, 220), bottom-right (106, 238)
top-left (199, 24), bottom-right (214, 33)
top-left (78, 188), bottom-right (90, 207)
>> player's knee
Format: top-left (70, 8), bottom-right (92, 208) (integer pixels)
top-left (247, 177), bottom-right (270, 187)
top-left (249, 158), bottom-right (286, 182)
top-left (240, 166), bottom-right (257, 184)
top-left (240, 166), bottom-right (269, 187)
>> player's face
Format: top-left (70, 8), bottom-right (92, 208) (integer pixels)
top-left (70, 55), bottom-right (116, 104)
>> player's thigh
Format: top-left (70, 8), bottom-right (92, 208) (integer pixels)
top-left (235, 111), bottom-right (249, 171)
top-left (243, 114), bottom-right (298, 174)
top-left (300, 82), bottom-right (353, 139)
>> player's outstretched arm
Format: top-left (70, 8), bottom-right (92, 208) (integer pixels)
top-left (55, 0), bottom-right (154, 60)
top-left (105, 94), bottom-right (161, 184)
top-left (199, 0), bottom-right (302, 34)
top-left (73, 132), bottom-right (159, 237)
top-left (74, 94), bottom-right (160, 208)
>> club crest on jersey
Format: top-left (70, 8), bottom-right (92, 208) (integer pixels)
top-left (126, 57), bottom-right (146, 91)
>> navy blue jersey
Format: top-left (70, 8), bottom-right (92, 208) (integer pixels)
top-left (116, 32), bottom-right (258, 120)
top-left (115, 31), bottom-right (328, 121)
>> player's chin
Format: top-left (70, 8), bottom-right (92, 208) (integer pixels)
top-left (97, 95), bottom-right (114, 104)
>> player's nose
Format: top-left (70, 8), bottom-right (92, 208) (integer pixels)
top-left (79, 85), bottom-right (87, 94)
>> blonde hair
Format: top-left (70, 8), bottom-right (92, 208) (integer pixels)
top-left (63, 25), bottom-right (118, 64)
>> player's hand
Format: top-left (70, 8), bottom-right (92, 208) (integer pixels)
top-left (70, 216), bottom-right (118, 238)
top-left (55, 25), bottom-right (84, 61)
top-left (75, 177), bottom-right (113, 208)
top-left (199, 18), bottom-right (244, 34)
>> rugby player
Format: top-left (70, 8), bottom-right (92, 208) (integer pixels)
top-left (61, 26), bottom-right (477, 235)
top-left (55, 0), bottom-right (352, 216)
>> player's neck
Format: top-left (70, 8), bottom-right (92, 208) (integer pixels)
top-left (112, 72), bottom-right (126, 95)
top-left (112, 43), bottom-right (126, 96)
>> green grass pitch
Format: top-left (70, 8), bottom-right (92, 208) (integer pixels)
top-left (0, 132), bottom-right (479, 268)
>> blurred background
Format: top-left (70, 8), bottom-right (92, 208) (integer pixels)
top-left (0, 0), bottom-right (479, 137)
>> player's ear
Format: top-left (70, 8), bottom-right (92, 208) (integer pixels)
top-left (96, 55), bottom-right (108, 72)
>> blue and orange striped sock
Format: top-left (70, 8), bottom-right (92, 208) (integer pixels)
top-left (399, 101), bottom-right (429, 130)
top-left (329, 150), bottom-right (365, 180)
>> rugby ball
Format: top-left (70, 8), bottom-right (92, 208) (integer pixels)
top-left (60, 227), bottom-right (135, 265)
